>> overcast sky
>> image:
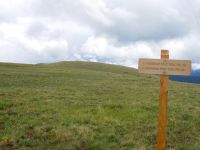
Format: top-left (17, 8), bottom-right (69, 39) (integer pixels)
top-left (0, 0), bottom-right (200, 69)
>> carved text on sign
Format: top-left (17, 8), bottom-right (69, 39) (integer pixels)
top-left (138, 58), bottom-right (191, 76)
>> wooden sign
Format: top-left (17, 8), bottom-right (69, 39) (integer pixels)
top-left (138, 50), bottom-right (191, 150)
top-left (138, 59), bottom-right (191, 76)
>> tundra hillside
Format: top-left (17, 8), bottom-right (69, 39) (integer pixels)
top-left (0, 61), bottom-right (200, 149)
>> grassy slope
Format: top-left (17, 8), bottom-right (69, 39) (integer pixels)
top-left (0, 61), bottom-right (199, 150)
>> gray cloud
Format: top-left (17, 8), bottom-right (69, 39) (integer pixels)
top-left (27, 0), bottom-right (200, 42)
top-left (26, 22), bottom-right (49, 38)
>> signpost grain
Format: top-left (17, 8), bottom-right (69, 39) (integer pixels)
top-left (138, 50), bottom-right (191, 150)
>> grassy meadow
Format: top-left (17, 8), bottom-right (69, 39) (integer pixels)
top-left (0, 61), bottom-right (200, 149)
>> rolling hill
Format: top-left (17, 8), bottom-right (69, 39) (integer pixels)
top-left (0, 61), bottom-right (200, 149)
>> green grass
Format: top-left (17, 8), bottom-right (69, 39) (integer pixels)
top-left (0, 61), bottom-right (199, 150)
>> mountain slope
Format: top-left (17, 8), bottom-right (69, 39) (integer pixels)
top-left (0, 61), bottom-right (200, 149)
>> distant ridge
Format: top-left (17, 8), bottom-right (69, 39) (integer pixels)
top-left (170, 70), bottom-right (200, 84)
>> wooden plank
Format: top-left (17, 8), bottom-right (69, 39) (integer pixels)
top-left (138, 58), bottom-right (191, 76)
top-left (157, 50), bottom-right (169, 150)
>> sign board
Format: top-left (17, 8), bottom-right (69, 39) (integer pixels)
top-left (138, 50), bottom-right (192, 150)
top-left (138, 58), bottom-right (191, 76)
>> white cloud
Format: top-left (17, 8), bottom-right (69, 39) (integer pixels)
top-left (0, 0), bottom-right (199, 70)
top-left (82, 0), bottom-right (113, 26)
top-left (81, 36), bottom-right (159, 67)
top-left (192, 63), bottom-right (200, 70)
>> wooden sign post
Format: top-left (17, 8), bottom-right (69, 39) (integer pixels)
top-left (138, 50), bottom-right (191, 150)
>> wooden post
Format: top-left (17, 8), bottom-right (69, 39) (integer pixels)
top-left (157, 50), bottom-right (169, 150)
top-left (138, 49), bottom-right (191, 149)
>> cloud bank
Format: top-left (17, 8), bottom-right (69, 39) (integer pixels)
top-left (0, 0), bottom-right (200, 69)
